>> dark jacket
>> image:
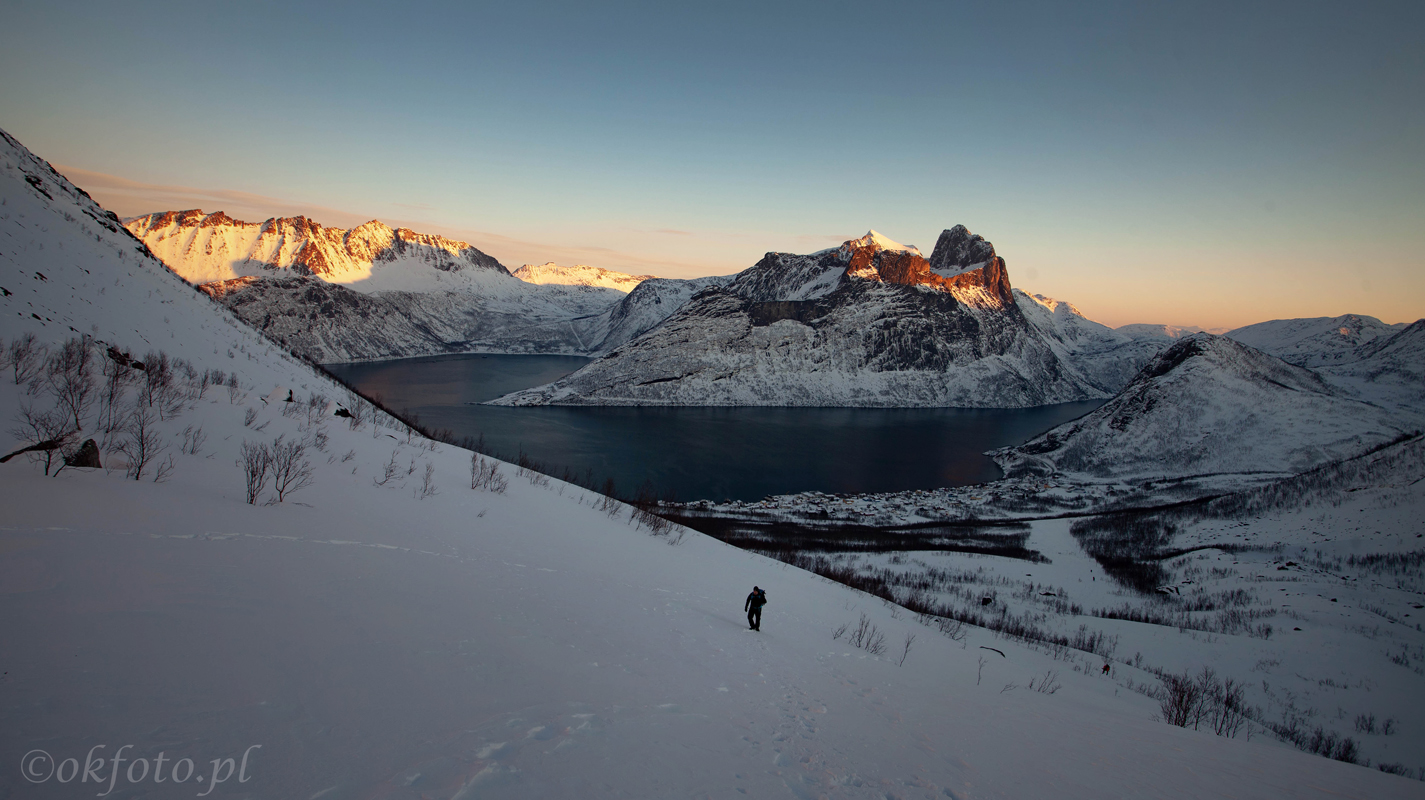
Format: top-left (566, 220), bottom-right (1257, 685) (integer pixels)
top-left (745, 590), bottom-right (767, 612)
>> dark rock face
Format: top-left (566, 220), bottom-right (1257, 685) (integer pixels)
top-left (928, 225), bottom-right (999, 274)
top-left (65, 439), bottom-right (102, 468)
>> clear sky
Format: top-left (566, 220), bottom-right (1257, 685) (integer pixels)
top-left (2, 0), bottom-right (1421, 329)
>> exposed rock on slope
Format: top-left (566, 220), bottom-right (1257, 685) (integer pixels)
top-left (491, 228), bottom-right (1106, 407)
top-left (990, 334), bottom-right (1410, 480)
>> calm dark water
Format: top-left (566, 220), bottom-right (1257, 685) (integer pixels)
top-left (326, 354), bottom-right (1103, 502)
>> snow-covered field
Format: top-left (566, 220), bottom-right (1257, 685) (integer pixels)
top-left (3, 128), bottom-right (1424, 798)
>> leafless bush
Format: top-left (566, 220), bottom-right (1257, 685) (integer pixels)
top-left (341, 449), bottom-right (356, 463)
top-left (847, 613), bottom-right (887, 655)
top-left (116, 405), bottom-right (165, 481)
top-left (6, 402), bottom-right (76, 475)
top-left (238, 440), bottom-right (272, 504)
top-left (42, 336), bottom-right (97, 430)
top-left (306, 393), bottom-right (328, 425)
top-left (374, 450), bottom-right (401, 487)
top-left (243, 407), bottom-right (258, 427)
top-left (1156, 667), bottom-right (1249, 738)
top-left (98, 348), bottom-right (136, 436)
top-left (470, 454), bottom-right (508, 493)
top-left (7, 332), bottom-right (45, 385)
top-left (180, 424), bottom-right (206, 455)
top-left (153, 453), bottom-right (175, 483)
top-left (898, 633), bottom-right (916, 667)
top-left (832, 622), bottom-right (849, 641)
top-left (311, 428), bottom-right (328, 452)
top-left (413, 462), bottom-right (437, 499)
top-left (1029, 670), bottom-right (1062, 694)
top-left (226, 374), bottom-right (243, 404)
top-left (269, 436), bottom-right (313, 502)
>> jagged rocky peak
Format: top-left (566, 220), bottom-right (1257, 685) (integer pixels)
top-left (830, 224), bottom-right (1014, 309)
top-left (928, 224), bottom-right (998, 276)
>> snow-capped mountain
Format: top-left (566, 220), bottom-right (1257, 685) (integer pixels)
top-left (990, 334), bottom-right (1410, 480)
top-left (491, 227), bottom-right (1109, 407)
top-left (1316, 319), bottom-right (1425, 422)
top-left (125, 210), bottom-right (638, 361)
top-left (512, 262), bottom-right (654, 291)
top-left (1225, 313), bottom-right (1407, 368)
top-left (3, 127), bottom-right (1418, 799)
top-left (127, 209), bottom-right (510, 293)
top-left (1014, 291), bottom-right (1168, 393)
top-left (1115, 323), bottom-right (1218, 342)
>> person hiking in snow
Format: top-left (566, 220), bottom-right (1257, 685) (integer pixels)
top-left (745, 586), bottom-right (767, 631)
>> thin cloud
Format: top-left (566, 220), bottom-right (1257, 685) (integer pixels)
top-left (654, 228), bottom-right (693, 236)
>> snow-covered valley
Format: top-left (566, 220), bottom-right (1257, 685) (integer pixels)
top-left (3, 126), bottom-right (1424, 798)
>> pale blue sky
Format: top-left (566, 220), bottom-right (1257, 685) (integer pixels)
top-left (3, 0), bottom-right (1421, 327)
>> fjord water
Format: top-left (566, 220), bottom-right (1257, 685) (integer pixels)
top-left (327, 354), bottom-right (1103, 502)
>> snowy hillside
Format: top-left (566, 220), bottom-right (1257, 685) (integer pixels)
top-left (990, 334), bottom-right (1412, 480)
top-left (512, 261), bottom-right (654, 291)
top-left (1226, 313), bottom-right (1406, 368)
top-left (3, 128), bottom-right (1421, 798)
top-left (492, 228), bottom-right (1111, 408)
top-left (1014, 290), bottom-right (1167, 393)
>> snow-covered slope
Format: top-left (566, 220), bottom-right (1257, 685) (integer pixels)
top-left (512, 261), bottom-right (654, 291)
top-left (3, 128), bottom-right (1419, 799)
top-left (1226, 313), bottom-right (1406, 368)
top-left (1014, 290), bottom-right (1167, 393)
top-left (1116, 323), bottom-right (1211, 342)
top-left (990, 334), bottom-right (1411, 480)
top-left (570, 274), bottom-right (734, 354)
top-left (1317, 319), bottom-right (1425, 423)
top-left (492, 228), bottom-right (1109, 408)
top-left (126, 210), bottom-right (632, 361)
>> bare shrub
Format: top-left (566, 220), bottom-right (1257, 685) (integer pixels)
top-left (470, 454), bottom-right (507, 493)
top-left (374, 450), bottom-right (401, 487)
top-left (238, 440), bottom-right (271, 504)
top-left (269, 436), bottom-right (313, 502)
top-left (6, 402), bottom-right (76, 475)
top-left (116, 405), bottom-right (165, 481)
top-left (415, 462), bottom-right (437, 499)
top-left (226, 374), bottom-right (243, 404)
top-left (42, 336), bottom-right (97, 430)
top-left (180, 424), bottom-right (206, 455)
top-left (846, 613), bottom-right (887, 655)
top-left (7, 332), bottom-right (45, 385)
top-left (1029, 670), bottom-right (1062, 694)
top-left (243, 407), bottom-right (258, 427)
top-left (98, 348), bottom-right (136, 436)
top-left (153, 453), bottom-right (176, 483)
top-left (898, 633), bottom-right (916, 667)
